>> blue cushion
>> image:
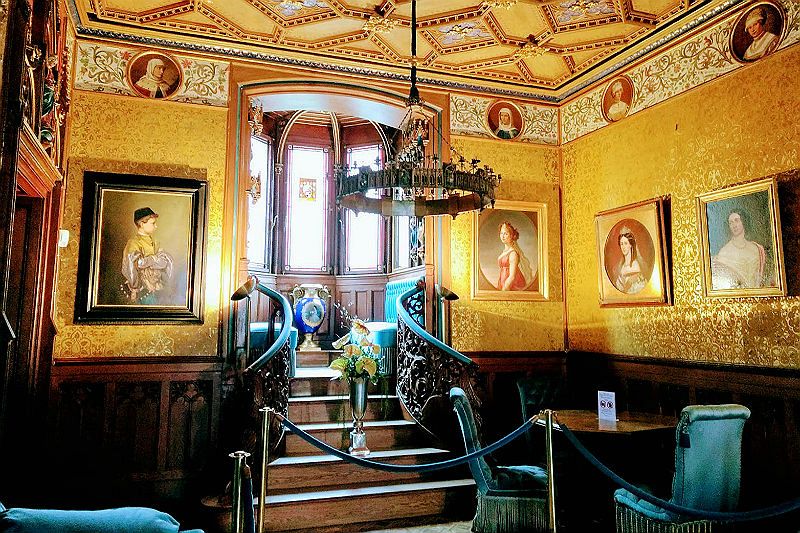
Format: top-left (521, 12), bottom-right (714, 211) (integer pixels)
top-left (614, 488), bottom-right (676, 522)
top-left (250, 322), bottom-right (298, 350)
top-left (0, 507), bottom-right (189, 533)
top-left (495, 465), bottom-right (548, 492)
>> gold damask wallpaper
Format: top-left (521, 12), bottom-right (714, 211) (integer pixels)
top-left (450, 137), bottom-right (564, 352)
top-left (54, 91), bottom-right (228, 359)
top-left (562, 45), bottom-right (800, 367)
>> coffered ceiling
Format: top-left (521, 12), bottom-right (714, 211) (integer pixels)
top-left (71, 0), bottom-right (734, 99)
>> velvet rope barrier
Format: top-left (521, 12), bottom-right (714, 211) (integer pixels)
top-left (557, 421), bottom-right (800, 522)
top-left (275, 411), bottom-right (536, 474)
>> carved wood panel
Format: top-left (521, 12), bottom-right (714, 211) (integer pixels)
top-left (49, 360), bottom-right (221, 506)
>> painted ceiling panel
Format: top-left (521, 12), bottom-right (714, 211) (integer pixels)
top-left (73, 0), bottom-right (733, 97)
top-left (488, 5), bottom-right (549, 39)
top-left (286, 17), bottom-right (367, 41)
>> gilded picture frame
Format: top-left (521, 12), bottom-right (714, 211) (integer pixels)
top-left (75, 171), bottom-right (208, 323)
top-left (697, 177), bottom-right (786, 298)
top-left (595, 197), bottom-right (671, 307)
top-left (472, 200), bottom-right (548, 301)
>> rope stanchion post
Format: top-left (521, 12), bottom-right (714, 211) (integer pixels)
top-left (229, 450), bottom-right (251, 533)
top-left (257, 407), bottom-right (271, 533)
top-left (544, 409), bottom-right (557, 533)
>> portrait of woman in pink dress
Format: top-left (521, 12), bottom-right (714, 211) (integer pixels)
top-left (496, 222), bottom-right (533, 291)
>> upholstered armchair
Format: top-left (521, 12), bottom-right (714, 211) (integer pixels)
top-left (347, 278), bottom-right (419, 375)
top-left (516, 375), bottom-right (564, 459)
top-left (450, 387), bottom-right (549, 533)
top-left (614, 404), bottom-right (751, 533)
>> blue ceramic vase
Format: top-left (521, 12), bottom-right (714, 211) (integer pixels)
top-left (291, 284), bottom-right (330, 350)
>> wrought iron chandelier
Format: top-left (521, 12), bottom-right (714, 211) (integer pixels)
top-left (335, 0), bottom-right (501, 218)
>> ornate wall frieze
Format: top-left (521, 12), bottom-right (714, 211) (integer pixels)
top-left (562, 0), bottom-right (800, 143)
top-left (450, 94), bottom-right (559, 145)
top-left (74, 41), bottom-right (230, 107)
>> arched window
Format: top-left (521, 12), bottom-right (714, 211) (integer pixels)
top-left (343, 144), bottom-right (384, 273)
top-left (285, 145), bottom-right (330, 272)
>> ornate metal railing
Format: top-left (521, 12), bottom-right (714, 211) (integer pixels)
top-left (243, 282), bottom-right (292, 454)
top-left (395, 280), bottom-right (481, 444)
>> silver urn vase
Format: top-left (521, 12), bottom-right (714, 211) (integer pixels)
top-left (348, 376), bottom-right (370, 457)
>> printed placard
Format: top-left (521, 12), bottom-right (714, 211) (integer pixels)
top-left (598, 390), bottom-right (617, 421)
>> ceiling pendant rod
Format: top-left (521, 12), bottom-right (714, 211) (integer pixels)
top-left (408, 0), bottom-right (420, 104)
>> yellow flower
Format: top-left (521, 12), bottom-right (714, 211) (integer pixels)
top-left (351, 319), bottom-right (370, 336)
top-left (343, 344), bottom-right (361, 357)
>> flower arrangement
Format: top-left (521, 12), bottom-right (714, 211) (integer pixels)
top-left (329, 319), bottom-right (383, 384)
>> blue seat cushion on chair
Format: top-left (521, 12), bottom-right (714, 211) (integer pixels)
top-left (614, 488), bottom-right (676, 522)
top-left (0, 506), bottom-right (203, 533)
top-left (494, 465), bottom-right (548, 493)
top-left (250, 322), bottom-right (298, 350)
top-left (362, 322), bottom-right (397, 348)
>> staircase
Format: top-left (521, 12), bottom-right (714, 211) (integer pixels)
top-left (261, 348), bottom-right (476, 532)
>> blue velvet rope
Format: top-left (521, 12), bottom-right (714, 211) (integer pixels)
top-left (277, 413), bottom-right (535, 473)
top-left (558, 421), bottom-right (800, 522)
top-left (242, 469), bottom-right (255, 533)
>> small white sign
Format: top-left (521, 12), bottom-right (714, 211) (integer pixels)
top-left (598, 390), bottom-right (617, 421)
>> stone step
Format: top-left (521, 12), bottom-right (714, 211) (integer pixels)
top-left (267, 447), bottom-right (451, 494)
top-left (284, 419), bottom-right (421, 456)
top-left (261, 479), bottom-right (476, 532)
top-left (288, 395), bottom-right (400, 424)
top-left (290, 367), bottom-right (395, 398)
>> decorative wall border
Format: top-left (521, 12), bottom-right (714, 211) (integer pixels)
top-left (561, 0), bottom-right (800, 143)
top-left (63, 0), bottom-right (753, 104)
top-left (74, 41), bottom-right (230, 107)
top-left (450, 94), bottom-right (559, 145)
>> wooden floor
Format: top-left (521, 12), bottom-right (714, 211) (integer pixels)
top-left (366, 521), bottom-right (472, 532)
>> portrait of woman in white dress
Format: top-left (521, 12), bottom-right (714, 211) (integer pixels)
top-left (601, 217), bottom-right (657, 299)
top-left (699, 179), bottom-right (785, 297)
top-left (711, 209), bottom-right (768, 290)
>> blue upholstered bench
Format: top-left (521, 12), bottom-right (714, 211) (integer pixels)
top-left (250, 322), bottom-right (299, 376)
top-left (349, 277), bottom-right (420, 375)
top-left (0, 504), bottom-right (204, 533)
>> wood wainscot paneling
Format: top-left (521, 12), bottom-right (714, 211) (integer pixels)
top-left (565, 352), bottom-right (800, 520)
top-left (334, 273), bottom-right (389, 336)
top-left (465, 351), bottom-right (566, 464)
top-left (49, 358), bottom-right (222, 508)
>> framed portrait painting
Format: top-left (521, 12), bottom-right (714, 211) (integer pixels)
top-left (594, 198), bottom-right (671, 307)
top-left (75, 171), bottom-right (208, 323)
top-left (486, 101), bottom-right (524, 141)
top-left (472, 200), bottom-right (547, 301)
top-left (601, 75), bottom-right (634, 123)
top-left (729, 1), bottom-right (785, 63)
top-left (126, 50), bottom-right (182, 99)
top-left (697, 177), bottom-right (786, 298)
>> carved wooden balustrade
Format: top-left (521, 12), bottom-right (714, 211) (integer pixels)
top-left (240, 282), bottom-right (292, 459)
top-left (396, 281), bottom-right (481, 445)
